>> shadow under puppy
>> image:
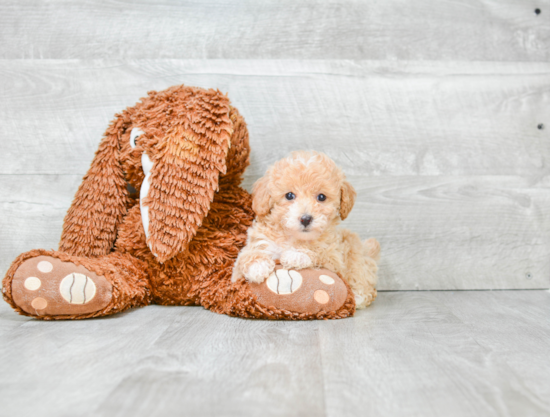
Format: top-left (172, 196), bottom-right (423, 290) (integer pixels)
top-left (232, 151), bottom-right (380, 308)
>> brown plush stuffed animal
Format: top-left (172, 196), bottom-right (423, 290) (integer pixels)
top-left (2, 85), bottom-right (356, 320)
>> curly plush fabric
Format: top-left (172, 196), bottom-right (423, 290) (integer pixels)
top-left (2, 85), bottom-right (356, 320)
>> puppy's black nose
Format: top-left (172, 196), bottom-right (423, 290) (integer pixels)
top-left (300, 215), bottom-right (313, 227)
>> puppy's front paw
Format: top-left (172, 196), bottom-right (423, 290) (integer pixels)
top-left (243, 259), bottom-right (275, 284)
top-left (280, 249), bottom-right (313, 270)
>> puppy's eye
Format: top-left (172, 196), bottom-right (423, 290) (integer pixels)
top-left (285, 192), bottom-right (295, 201)
top-left (317, 194), bottom-right (327, 202)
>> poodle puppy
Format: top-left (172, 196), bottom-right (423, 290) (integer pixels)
top-left (232, 151), bottom-right (380, 308)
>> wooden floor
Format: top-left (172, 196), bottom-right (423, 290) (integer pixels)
top-left (1, 291), bottom-right (549, 417)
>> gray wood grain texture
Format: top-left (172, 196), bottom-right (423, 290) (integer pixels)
top-left (1, 60), bottom-right (548, 177)
top-left (0, 0), bottom-right (549, 61)
top-left (1, 291), bottom-right (549, 417)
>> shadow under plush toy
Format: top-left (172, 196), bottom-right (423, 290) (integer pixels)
top-left (2, 85), bottom-right (368, 320)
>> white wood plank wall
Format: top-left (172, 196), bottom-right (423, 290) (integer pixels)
top-left (0, 0), bottom-right (549, 61)
top-left (0, 1), bottom-right (548, 290)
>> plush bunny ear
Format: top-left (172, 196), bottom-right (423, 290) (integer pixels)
top-left (340, 179), bottom-right (356, 220)
top-left (59, 116), bottom-right (129, 257)
top-left (143, 90), bottom-right (233, 263)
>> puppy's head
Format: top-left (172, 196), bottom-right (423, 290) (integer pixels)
top-left (252, 151), bottom-right (356, 241)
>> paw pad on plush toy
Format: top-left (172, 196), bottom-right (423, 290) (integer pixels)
top-left (10, 255), bottom-right (112, 316)
top-left (266, 269), bottom-right (303, 294)
top-left (248, 265), bottom-right (349, 315)
top-left (59, 273), bottom-right (97, 304)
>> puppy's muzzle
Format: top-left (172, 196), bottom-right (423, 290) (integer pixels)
top-left (300, 215), bottom-right (313, 228)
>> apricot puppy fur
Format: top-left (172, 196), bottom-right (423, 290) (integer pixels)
top-left (232, 151), bottom-right (380, 308)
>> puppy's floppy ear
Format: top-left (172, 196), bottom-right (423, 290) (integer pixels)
top-left (340, 179), bottom-right (356, 220)
top-left (252, 174), bottom-right (272, 217)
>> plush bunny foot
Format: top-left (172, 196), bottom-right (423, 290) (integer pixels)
top-left (6, 255), bottom-right (113, 318)
top-left (247, 265), bottom-right (355, 319)
top-left (3, 250), bottom-right (152, 320)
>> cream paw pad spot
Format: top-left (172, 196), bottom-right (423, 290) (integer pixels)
top-left (266, 269), bottom-right (303, 294)
top-left (10, 255), bottom-right (113, 316)
top-left (59, 273), bottom-right (97, 304)
top-left (249, 265), bottom-right (349, 315)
